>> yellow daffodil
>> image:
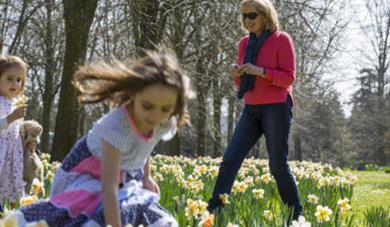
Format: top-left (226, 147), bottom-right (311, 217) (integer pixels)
top-left (315, 205), bottom-right (332, 223)
top-left (307, 194), bottom-right (319, 205)
top-left (260, 173), bottom-right (272, 184)
top-left (198, 211), bottom-right (214, 227)
top-left (291, 216), bottom-right (311, 227)
top-left (219, 193), bottom-right (230, 204)
top-left (232, 181), bottom-right (249, 194)
top-left (252, 189), bottom-right (265, 199)
top-left (0, 213), bottom-right (18, 227)
top-left (337, 198), bottom-right (351, 213)
top-left (15, 95), bottom-right (28, 107)
top-left (20, 195), bottom-right (38, 207)
top-left (31, 178), bottom-right (44, 195)
top-left (185, 199), bottom-right (208, 219)
top-left (263, 210), bottom-right (273, 221)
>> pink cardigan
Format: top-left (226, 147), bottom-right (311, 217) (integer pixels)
top-left (234, 31), bottom-right (295, 105)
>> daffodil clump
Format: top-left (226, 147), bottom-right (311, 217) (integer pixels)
top-left (152, 155), bottom-right (360, 226)
top-left (1, 154), bottom-right (377, 227)
top-left (185, 198), bottom-right (208, 219)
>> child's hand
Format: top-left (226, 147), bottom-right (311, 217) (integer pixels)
top-left (27, 143), bottom-right (37, 152)
top-left (142, 177), bottom-right (160, 194)
top-left (7, 105), bottom-right (27, 123)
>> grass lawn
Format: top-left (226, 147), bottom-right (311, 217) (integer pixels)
top-left (350, 170), bottom-right (390, 222)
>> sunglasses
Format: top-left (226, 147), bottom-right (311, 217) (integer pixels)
top-left (242, 12), bottom-right (259, 20)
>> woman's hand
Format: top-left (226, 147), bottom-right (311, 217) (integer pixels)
top-left (229, 63), bottom-right (241, 79)
top-left (142, 176), bottom-right (160, 194)
top-left (238, 63), bottom-right (265, 77)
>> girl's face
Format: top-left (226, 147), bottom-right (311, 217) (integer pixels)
top-left (241, 5), bottom-right (265, 36)
top-left (0, 67), bottom-right (24, 99)
top-left (129, 84), bottom-right (178, 134)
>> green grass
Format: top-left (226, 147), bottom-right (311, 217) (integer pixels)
top-left (351, 170), bottom-right (390, 222)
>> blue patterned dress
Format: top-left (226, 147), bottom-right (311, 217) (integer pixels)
top-left (13, 107), bottom-right (178, 227)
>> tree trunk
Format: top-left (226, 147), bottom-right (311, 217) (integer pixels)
top-left (212, 78), bottom-right (222, 157)
top-left (294, 133), bottom-right (302, 161)
top-left (52, 0), bottom-right (98, 161)
top-left (41, 0), bottom-right (55, 154)
top-left (196, 91), bottom-right (207, 156)
top-left (227, 94), bottom-right (235, 146)
top-left (128, 0), bottom-right (179, 155)
top-left (377, 54), bottom-right (387, 165)
top-left (169, 134), bottom-right (181, 156)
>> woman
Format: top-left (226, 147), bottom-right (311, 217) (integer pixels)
top-left (207, 0), bottom-right (303, 220)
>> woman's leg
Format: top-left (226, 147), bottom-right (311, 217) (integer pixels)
top-left (208, 106), bottom-right (262, 212)
top-left (262, 96), bottom-right (302, 219)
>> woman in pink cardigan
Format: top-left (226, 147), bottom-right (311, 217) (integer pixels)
top-left (208, 0), bottom-right (302, 220)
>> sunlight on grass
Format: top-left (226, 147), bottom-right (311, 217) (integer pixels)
top-left (351, 170), bottom-right (390, 222)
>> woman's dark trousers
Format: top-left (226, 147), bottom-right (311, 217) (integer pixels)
top-left (208, 96), bottom-right (302, 219)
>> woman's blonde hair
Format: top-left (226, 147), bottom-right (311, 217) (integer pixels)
top-left (73, 50), bottom-right (194, 126)
top-left (240, 0), bottom-right (280, 33)
top-left (0, 55), bottom-right (28, 96)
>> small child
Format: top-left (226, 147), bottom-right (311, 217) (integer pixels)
top-left (0, 56), bottom-right (28, 209)
top-left (19, 120), bottom-right (44, 195)
top-left (13, 50), bottom-right (193, 227)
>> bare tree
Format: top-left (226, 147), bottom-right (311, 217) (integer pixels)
top-left (0, 0), bottom-right (43, 54)
top-left (278, 0), bottom-right (349, 162)
top-left (0, 0), bottom-right (12, 53)
top-left (8, 0), bottom-right (43, 54)
top-left (19, 0), bottom-right (65, 154)
top-left (52, 0), bottom-right (98, 161)
top-left (127, 0), bottom-right (169, 55)
top-left (348, 0), bottom-right (390, 165)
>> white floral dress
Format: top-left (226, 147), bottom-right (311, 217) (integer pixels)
top-left (0, 96), bottom-right (24, 203)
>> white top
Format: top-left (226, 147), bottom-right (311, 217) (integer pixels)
top-left (86, 106), bottom-right (176, 171)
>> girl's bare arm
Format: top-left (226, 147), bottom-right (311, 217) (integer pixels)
top-left (101, 140), bottom-right (121, 227)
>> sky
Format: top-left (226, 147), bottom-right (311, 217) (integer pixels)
top-left (329, 0), bottom-right (370, 117)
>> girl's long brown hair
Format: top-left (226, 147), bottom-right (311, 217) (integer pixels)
top-left (73, 50), bottom-right (194, 126)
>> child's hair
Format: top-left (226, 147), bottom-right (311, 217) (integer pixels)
top-left (73, 50), bottom-right (194, 127)
top-left (0, 55), bottom-right (28, 96)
